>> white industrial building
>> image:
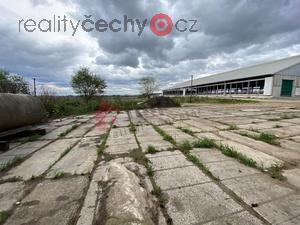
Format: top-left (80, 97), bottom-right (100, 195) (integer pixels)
top-left (163, 55), bottom-right (300, 98)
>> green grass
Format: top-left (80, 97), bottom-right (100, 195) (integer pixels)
top-left (173, 96), bottom-right (257, 104)
top-left (153, 126), bottom-right (176, 145)
top-left (186, 154), bottom-right (214, 178)
top-left (129, 122), bottom-right (137, 133)
top-left (0, 176), bottom-right (22, 184)
top-left (227, 124), bottom-right (238, 130)
top-left (39, 96), bottom-right (102, 118)
top-left (0, 211), bottom-right (9, 223)
top-left (193, 138), bottom-right (216, 148)
top-left (53, 172), bottom-right (65, 179)
top-left (146, 145), bottom-right (157, 154)
top-left (0, 156), bottom-right (24, 172)
top-left (151, 184), bottom-right (168, 207)
top-left (177, 127), bottom-right (194, 136)
top-left (240, 131), bottom-right (280, 146)
top-left (268, 165), bottom-right (285, 180)
top-left (21, 134), bottom-right (41, 143)
top-left (145, 163), bottom-right (155, 177)
top-left (178, 141), bottom-right (193, 154)
top-left (259, 132), bottom-right (280, 146)
top-left (97, 133), bottom-right (109, 155)
top-left (217, 144), bottom-right (256, 167)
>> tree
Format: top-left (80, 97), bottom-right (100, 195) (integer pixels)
top-left (0, 69), bottom-right (30, 94)
top-left (71, 67), bottom-right (106, 101)
top-left (138, 76), bottom-right (159, 98)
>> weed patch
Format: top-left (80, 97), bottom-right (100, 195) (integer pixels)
top-left (21, 134), bottom-right (41, 143)
top-left (153, 126), bottom-right (176, 145)
top-left (268, 165), bottom-right (285, 180)
top-left (151, 184), bottom-right (168, 207)
top-left (146, 145), bottom-right (157, 154)
top-left (0, 211), bottom-right (9, 223)
top-left (227, 124), bottom-right (238, 130)
top-left (240, 131), bottom-right (280, 146)
top-left (178, 141), bottom-right (193, 154)
top-left (177, 127), bottom-right (194, 136)
top-left (259, 132), bottom-right (280, 146)
top-left (0, 156), bottom-right (24, 172)
top-left (193, 138), bottom-right (216, 148)
top-left (186, 154), bottom-right (214, 178)
top-left (129, 122), bottom-right (137, 133)
top-left (217, 144), bottom-right (256, 167)
top-left (0, 176), bottom-right (22, 184)
top-left (53, 172), bottom-right (65, 179)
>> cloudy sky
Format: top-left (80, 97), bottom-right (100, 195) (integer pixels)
top-left (0, 0), bottom-right (300, 95)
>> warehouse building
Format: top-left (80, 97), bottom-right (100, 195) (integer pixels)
top-left (163, 55), bottom-right (300, 98)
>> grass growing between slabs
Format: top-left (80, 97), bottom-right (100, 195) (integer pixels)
top-left (177, 127), bottom-right (194, 136)
top-left (0, 156), bottom-right (25, 172)
top-left (146, 145), bottom-right (158, 154)
top-left (153, 125), bottom-right (176, 145)
top-left (240, 131), bottom-right (281, 146)
top-left (193, 138), bottom-right (216, 148)
top-left (0, 211), bottom-right (9, 223)
top-left (218, 144), bottom-right (257, 167)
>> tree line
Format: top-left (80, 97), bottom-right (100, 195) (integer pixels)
top-left (0, 67), bottom-right (159, 99)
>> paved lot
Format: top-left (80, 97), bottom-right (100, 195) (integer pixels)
top-left (1, 101), bottom-right (300, 224)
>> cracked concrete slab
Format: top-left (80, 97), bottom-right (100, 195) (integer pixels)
top-left (1, 140), bottom-right (51, 158)
top-left (4, 177), bottom-right (88, 225)
top-left (159, 125), bottom-right (196, 143)
top-left (77, 160), bottom-right (156, 225)
top-left (65, 123), bottom-right (95, 138)
top-left (84, 126), bottom-right (108, 137)
top-left (165, 182), bottom-right (243, 225)
top-left (262, 125), bottom-right (300, 138)
top-left (219, 139), bottom-right (283, 169)
top-left (154, 166), bottom-right (211, 190)
top-left (206, 160), bottom-right (259, 180)
top-left (283, 168), bottom-right (300, 188)
top-left (191, 148), bottom-right (233, 163)
top-left (3, 138), bottom-right (79, 180)
top-left (255, 194), bottom-right (300, 225)
top-left (0, 182), bottom-right (26, 212)
top-left (203, 211), bottom-right (264, 225)
top-left (222, 174), bottom-right (295, 206)
top-left (147, 151), bottom-right (193, 171)
top-left (46, 137), bottom-right (99, 178)
top-left (218, 131), bottom-right (300, 163)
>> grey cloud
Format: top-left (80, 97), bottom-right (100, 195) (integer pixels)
top-left (1, 0), bottom-right (300, 95)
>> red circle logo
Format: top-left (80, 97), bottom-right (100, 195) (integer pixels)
top-left (150, 13), bottom-right (173, 36)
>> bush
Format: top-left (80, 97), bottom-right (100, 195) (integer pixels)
top-left (39, 96), bottom-right (101, 118)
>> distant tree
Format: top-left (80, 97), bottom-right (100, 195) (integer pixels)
top-left (0, 69), bottom-right (30, 94)
top-left (138, 76), bottom-right (159, 99)
top-left (71, 67), bottom-right (106, 101)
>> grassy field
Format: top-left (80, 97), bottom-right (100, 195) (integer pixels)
top-left (40, 95), bottom-right (257, 118)
top-left (39, 95), bottom-right (146, 118)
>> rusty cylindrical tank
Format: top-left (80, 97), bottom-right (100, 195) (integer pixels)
top-left (0, 93), bottom-right (46, 131)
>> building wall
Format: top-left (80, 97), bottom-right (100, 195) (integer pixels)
top-left (272, 74), bottom-right (300, 97)
top-left (264, 77), bottom-right (273, 96)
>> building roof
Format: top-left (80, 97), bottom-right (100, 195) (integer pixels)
top-left (167, 55), bottom-right (300, 90)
